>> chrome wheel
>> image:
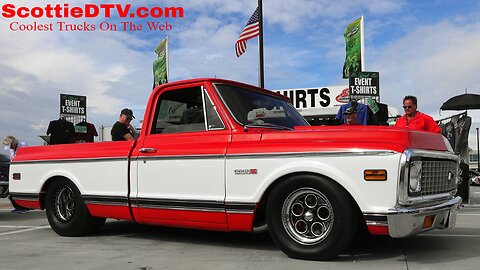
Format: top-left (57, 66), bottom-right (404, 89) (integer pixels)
top-left (281, 187), bottom-right (334, 245)
top-left (53, 186), bottom-right (75, 223)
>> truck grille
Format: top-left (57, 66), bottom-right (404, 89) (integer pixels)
top-left (420, 160), bottom-right (457, 196)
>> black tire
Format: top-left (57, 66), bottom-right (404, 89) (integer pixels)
top-left (266, 174), bottom-right (358, 260)
top-left (45, 179), bottom-right (105, 236)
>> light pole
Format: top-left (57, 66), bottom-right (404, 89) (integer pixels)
top-left (477, 127), bottom-right (479, 171)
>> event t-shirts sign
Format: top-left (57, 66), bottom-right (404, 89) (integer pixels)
top-left (349, 71), bottom-right (379, 97)
top-left (60, 94), bottom-right (86, 115)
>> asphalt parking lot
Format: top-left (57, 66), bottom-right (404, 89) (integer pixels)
top-left (1, 186), bottom-right (480, 270)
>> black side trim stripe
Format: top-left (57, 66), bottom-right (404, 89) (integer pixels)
top-left (225, 202), bottom-right (256, 214)
top-left (82, 195), bottom-right (129, 206)
top-left (9, 193), bottom-right (39, 201)
top-left (135, 198), bottom-right (224, 212)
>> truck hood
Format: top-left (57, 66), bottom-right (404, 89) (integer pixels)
top-left (256, 125), bottom-right (449, 154)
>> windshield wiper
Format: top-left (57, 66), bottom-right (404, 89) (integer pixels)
top-left (244, 123), bottom-right (293, 131)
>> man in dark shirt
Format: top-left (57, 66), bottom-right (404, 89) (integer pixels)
top-left (111, 108), bottom-right (137, 141)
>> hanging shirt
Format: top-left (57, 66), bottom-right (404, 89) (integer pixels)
top-left (336, 102), bottom-right (369, 125)
top-left (394, 112), bottom-right (441, 133)
top-left (73, 121), bottom-right (98, 143)
top-left (47, 119), bottom-right (75, 145)
top-left (367, 102), bottom-right (389, 126)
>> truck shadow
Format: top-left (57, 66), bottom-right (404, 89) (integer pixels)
top-left (95, 220), bottom-right (480, 262)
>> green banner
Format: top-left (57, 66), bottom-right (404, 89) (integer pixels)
top-left (343, 17), bottom-right (363, 79)
top-left (153, 37), bottom-right (168, 89)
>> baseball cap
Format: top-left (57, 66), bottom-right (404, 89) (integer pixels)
top-left (343, 107), bottom-right (357, 115)
top-left (121, 108), bottom-right (135, 119)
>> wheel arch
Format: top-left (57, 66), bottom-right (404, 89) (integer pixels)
top-left (39, 175), bottom-right (76, 210)
top-left (253, 171), bottom-right (362, 230)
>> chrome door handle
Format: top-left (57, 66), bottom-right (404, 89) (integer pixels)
top-left (139, 148), bottom-right (157, 153)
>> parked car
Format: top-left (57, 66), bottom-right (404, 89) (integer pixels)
top-left (470, 170), bottom-right (480, 186)
top-left (0, 154), bottom-right (10, 198)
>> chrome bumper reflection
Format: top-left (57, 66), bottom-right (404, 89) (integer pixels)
top-left (387, 196), bottom-right (461, 238)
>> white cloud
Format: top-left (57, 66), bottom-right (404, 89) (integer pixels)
top-left (370, 20), bottom-right (480, 112)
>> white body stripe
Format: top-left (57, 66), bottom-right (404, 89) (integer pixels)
top-left (11, 160), bottom-right (129, 198)
top-left (134, 158), bottom-right (225, 202)
top-left (226, 153), bottom-right (401, 212)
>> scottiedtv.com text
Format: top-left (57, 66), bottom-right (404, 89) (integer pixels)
top-left (1, 2), bottom-right (184, 32)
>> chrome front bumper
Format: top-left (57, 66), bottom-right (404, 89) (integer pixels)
top-left (365, 196), bottom-right (462, 238)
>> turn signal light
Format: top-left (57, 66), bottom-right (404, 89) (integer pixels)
top-left (364, 170), bottom-right (387, 181)
top-left (423, 215), bottom-right (435, 229)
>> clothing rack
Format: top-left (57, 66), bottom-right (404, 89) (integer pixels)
top-left (59, 114), bottom-right (86, 126)
top-left (436, 111), bottom-right (467, 124)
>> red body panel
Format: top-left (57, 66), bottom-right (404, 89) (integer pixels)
top-left (13, 140), bottom-right (135, 162)
top-left (14, 199), bottom-right (41, 209)
top-left (86, 205), bottom-right (133, 221)
top-left (226, 213), bottom-right (255, 232)
top-left (137, 208), bottom-right (227, 224)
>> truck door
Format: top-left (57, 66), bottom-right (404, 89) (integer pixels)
top-left (134, 84), bottom-right (231, 228)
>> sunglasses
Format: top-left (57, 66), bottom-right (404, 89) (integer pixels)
top-left (403, 106), bottom-right (413, 109)
top-left (126, 117), bottom-right (133, 121)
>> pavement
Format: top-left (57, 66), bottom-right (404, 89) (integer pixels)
top-left (0, 186), bottom-right (479, 270)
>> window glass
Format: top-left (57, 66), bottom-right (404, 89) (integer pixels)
top-left (151, 87), bottom-right (206, 134)
top-left (204, 91), bottom-right (225, 130)
top-left (215, 84), bottom-right (309, 129)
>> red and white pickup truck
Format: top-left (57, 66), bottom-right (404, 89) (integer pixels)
top-left (10, 78), bottom-right (460, 260)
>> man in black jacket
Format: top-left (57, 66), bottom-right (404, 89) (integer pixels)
top-left (111, 108), bottom-right (137, 141)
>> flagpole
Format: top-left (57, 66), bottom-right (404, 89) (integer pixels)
top-left (258, 0), bottom-right (265, 88)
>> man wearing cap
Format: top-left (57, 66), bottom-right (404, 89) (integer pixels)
top-left (343, 107), bottom-right (359, 125)
top-left (111, 108), bottom-right (137, 141)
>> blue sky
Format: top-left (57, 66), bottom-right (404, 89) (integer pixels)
top-left (1, 0), bottom-right (480, 148)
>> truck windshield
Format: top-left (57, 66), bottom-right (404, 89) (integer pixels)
top-left (214, 83), bottom-right (309, 129)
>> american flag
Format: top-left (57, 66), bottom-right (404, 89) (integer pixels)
top-left (235, 8), bottom-right (260, 57)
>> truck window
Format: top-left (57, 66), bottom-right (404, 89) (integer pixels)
top-left (204, 91), bottom-right (225, 130)
top-left (151, 87), bottom-right (206, 134)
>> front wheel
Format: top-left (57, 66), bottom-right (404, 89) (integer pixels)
top-left (267, 174), bottom-right (358, 260)
top-left (45, 179), bottom-right (105, 236)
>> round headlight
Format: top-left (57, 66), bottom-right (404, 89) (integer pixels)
top-left (409, 161), bottom-right (422, 193)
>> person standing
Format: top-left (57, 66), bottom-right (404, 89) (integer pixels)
top-left (394, 95), bottom-right (441, 133)
top-left (2, 135), bottom-right (30, 213)
top-left (2, 136), bottom-right (27, 160)
top-left (111, 108), bottom-right (137, 141)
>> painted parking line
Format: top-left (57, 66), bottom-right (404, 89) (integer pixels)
top-left (421, 234), bottom-right (480, 238)
top-left (0, 225), bottom-right (50, 237)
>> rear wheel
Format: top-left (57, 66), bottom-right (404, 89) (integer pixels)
top-left (45, 179), bottom-right (105, 236)
top-left (267, 174), bottom-right (358, 260)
